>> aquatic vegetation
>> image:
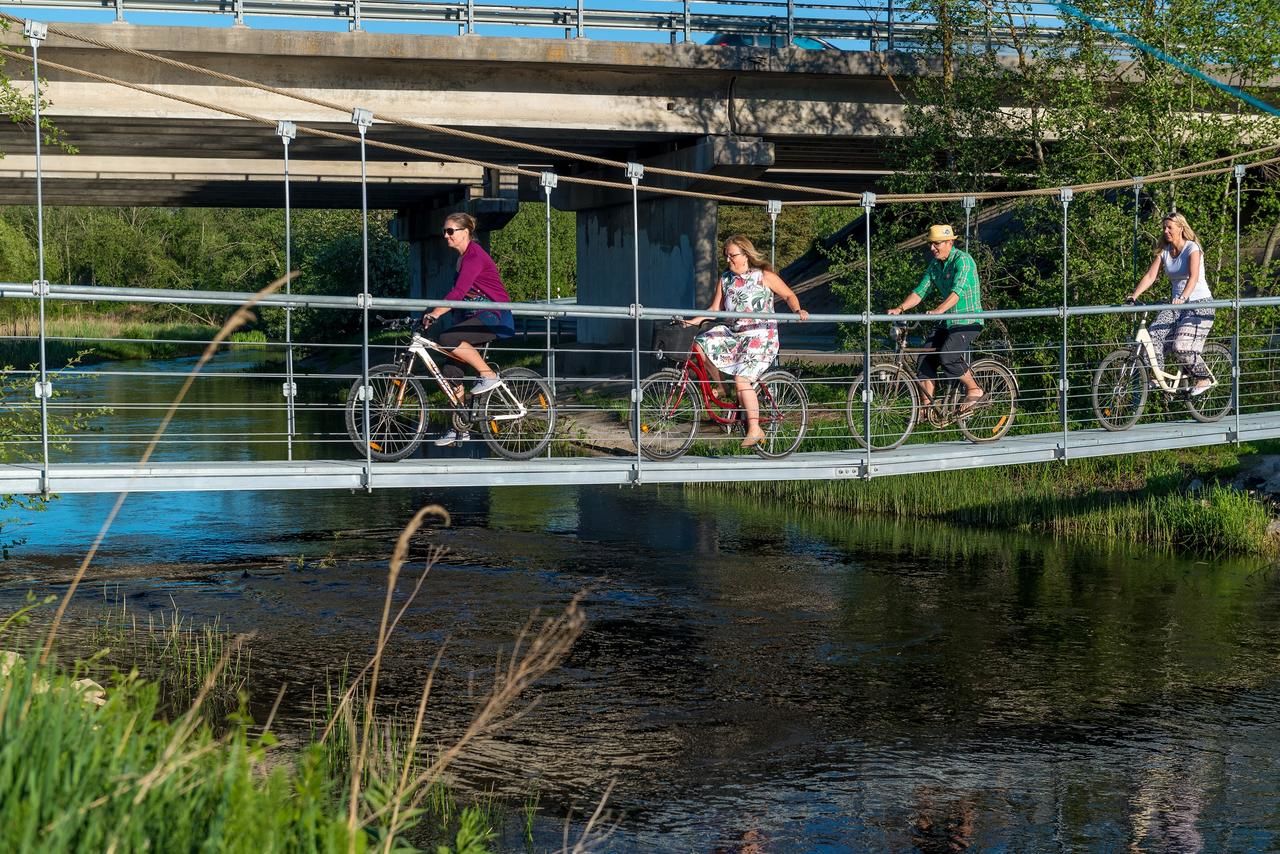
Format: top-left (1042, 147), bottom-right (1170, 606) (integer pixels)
top-left (699, 443), bottom-right (1280, 556)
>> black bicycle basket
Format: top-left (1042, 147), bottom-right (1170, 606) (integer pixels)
top-left (651, 322), bottom-right (699, 362)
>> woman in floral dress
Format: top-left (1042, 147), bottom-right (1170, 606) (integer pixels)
top-left (688, 235), bottom-right (809, 448)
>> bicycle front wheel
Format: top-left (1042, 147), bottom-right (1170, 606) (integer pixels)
top-left (345, 364), bottom-right (429, 462)
top-left (1091, 348), bottom-right (1148, 431)
top-left (845, 363), bottom-right (918, 451)
top-left (479, 367), bottom-right (557, 460)
top-left (753, 370), bottom-right (808, 459)
top-left (636, 368), bottom-right (700, 461)
top-left (959, 360), bottom-right (1016, 444)
top-left (1185, 341), bottom-right (1234, 423)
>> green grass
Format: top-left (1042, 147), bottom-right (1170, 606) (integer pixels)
top-left (0, 650), bottom-right (368, 853)
top-left (0, 599), bottom-right (503, 854)
top-left (0, 320), bottom-right (228, 365)
top-left (697, 442), bottom-right (1280, 556)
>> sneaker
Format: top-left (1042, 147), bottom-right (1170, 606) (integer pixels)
top-left (472, 376), bottom-right (503, 395)
top-left (434, 428), bottom-right (470, 447)
top-left (1190, 380), bottom-right (1215, 397)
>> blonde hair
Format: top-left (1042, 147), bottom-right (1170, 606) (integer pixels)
top-left (722, 234), bottom-right (773, 273)
top-left (444, 212), bottom-right (478, 232)
top-left (1159, 212), bottom-right (1197, 249)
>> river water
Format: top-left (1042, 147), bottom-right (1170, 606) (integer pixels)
top-left (7, 354), bottom-right (1280, 850)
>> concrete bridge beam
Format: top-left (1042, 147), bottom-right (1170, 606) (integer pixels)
top-left (391, 167), bottom-right (519, 300)
top-left (571, 134), bottom-right (774, 349)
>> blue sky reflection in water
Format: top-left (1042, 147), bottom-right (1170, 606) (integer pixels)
top-left (9, 358), bottom-right (1280, 849)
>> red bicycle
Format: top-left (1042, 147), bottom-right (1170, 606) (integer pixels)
top-left (636, 320), bottom-right (808, 460)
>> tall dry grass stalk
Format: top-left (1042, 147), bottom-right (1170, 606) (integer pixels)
top-left (315, 498), bottom-right (589, 851)
top-left (14, 273), bottom-right (600, 849)
top-left (39, 272), bottom-right (295, 664)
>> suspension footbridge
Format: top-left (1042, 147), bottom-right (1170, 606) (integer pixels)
top-left (1, 6), bottom-right (1278, 496)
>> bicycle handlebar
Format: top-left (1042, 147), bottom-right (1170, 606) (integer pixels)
top-left (376, 315), bottom-right (420, 331)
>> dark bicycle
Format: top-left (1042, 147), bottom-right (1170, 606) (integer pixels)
top-left (846, 322), bottom-right (1018, 450)
top-left (635, 320), bottom-right (808, 461)
top-left (345, 317), bottom-right (556, 461)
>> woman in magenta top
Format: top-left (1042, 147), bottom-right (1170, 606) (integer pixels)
top-left (420, 212), bottom-right (515, 445)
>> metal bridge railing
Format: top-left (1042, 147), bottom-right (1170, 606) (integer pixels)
top-left (3, 284), bottom-right (1280, 492)
top-left (0, 0), bottom-right (1096, 47)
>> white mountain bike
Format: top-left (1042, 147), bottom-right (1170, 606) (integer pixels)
top-left (345, 318), bottom-right (556, 460)
top-left (1091, 307), bottom-right (1232, 430)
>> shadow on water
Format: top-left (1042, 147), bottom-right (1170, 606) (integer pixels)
top-left (7, 352), bottom-right (1280, 849)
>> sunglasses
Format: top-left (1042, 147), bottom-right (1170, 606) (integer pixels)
top-left (442, 226), bottom-right (468, 237)
top-left (725, 251), bottom-right (746, 260)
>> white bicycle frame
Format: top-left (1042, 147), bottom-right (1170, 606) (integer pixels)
top-left (1132, 317), bottom-right (1214, 394)
top-left (403, 333), bottom-right (528, 422)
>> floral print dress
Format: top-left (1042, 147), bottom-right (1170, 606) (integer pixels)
top-left (694, 268), bottom-right (779, 381)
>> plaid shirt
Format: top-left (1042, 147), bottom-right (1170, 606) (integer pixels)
top-left (913, 246), bottom-right (983, 328)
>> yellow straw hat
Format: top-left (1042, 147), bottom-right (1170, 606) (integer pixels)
top-left (926, 224), bottom-right (956, 242)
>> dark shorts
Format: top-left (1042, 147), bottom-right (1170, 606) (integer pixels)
top-left (431, 316), bottom-right (502, 381)
top-left (917, 323), bottom-right (983, 380)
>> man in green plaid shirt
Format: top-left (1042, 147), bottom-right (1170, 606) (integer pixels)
top-left (887, 224), bottom-right (985, 413)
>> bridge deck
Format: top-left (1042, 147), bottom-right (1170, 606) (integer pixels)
top-left (7, 413), bottom-right (1276, 495)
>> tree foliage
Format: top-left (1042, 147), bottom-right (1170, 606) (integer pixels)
top-left (488, 202), bottom-right (576, 301)
top-left (828, 0), bottom-right (1280, 348)
top-left (0, 207), bottom-right (410, 344)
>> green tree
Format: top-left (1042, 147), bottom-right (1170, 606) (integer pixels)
top-left (488, 203), bottom-right (576, 300)
top-left (829, 0), bottom-right (1280, 334)
top-left (260, 209), bottom-right (410, 344)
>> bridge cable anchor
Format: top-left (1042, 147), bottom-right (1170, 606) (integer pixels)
top-left (33, 380), bottom-right (53, 399)
top-left (32, 279), bottom-right (50, 297)
top-left (624, 162), bottom-right (644, 182)
top-left (351, 107), bottom-right (374, 132)
top-left (23, 19), bottom-right (47, 44)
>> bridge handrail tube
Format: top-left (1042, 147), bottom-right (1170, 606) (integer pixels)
top-left (8, 283), bottom-right (1280, 324)
top-left (0, 0), bottom-right (1113, 44)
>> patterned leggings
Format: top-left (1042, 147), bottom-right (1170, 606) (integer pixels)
top-left (1147, 301), bottom-right (1215, 379)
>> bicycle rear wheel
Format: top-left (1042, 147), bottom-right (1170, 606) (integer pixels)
top-left (1091, 348), bottom-right (1148, 431)
top-left (1185, 342), bottom-right (1233, 423)
top-left (345, 364), bottom-right (428, 461)
top-left (845, 363), bottom-right (918, 450)
top-left (636, 368), bottom-right (700, 461)
top-left (753, 370), bottom-right (808, 459)
top-left (479, 367), bottom-right (556, 460)
top-left (958, 360), bottom-right (1016, 444)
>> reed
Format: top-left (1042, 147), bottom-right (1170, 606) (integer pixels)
top-left (698, 444), bottom-right (1280, 556)
top-left (9, 279), bottom-right (594, 852)
top-left (0, 648), bottom-right (368, 852)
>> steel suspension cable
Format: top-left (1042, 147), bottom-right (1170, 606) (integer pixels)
top-left (5, 13), bottom-right (1279, 209)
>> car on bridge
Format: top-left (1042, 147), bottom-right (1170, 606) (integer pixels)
top-left (706, 33), bottom-right (839, 50)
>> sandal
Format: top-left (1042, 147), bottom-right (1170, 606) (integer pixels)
top-left (956, 390), bottom-right (985, 417)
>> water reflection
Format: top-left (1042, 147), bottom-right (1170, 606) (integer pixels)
top-left (8, 355), bottom-right (1280, 849)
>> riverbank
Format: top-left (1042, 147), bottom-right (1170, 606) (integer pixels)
top-left (0, 578), bottom-right (574, 854)
top-left (698, 442), bottom-right (1280, 556)
top-left (0, 317), bottom-right (265, 367)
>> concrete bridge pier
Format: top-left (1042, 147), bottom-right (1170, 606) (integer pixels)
top-left (558, 135), bottom-right (774, 377)
top-left (391, 168), bottom-right (519, 300)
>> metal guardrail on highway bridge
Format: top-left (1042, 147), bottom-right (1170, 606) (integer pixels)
top-left (0, 0), bottom-right (1085, 49)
